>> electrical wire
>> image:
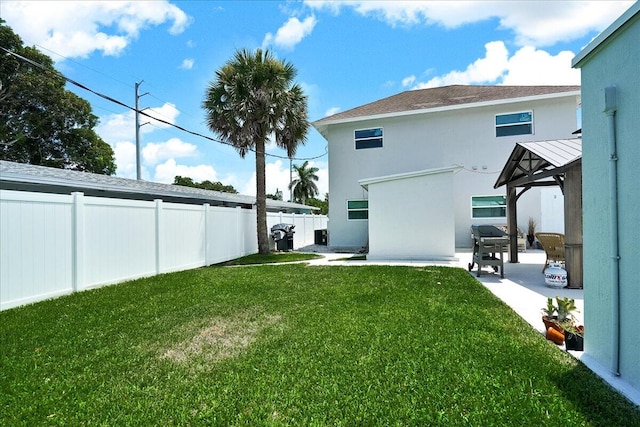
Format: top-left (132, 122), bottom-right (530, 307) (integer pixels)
top-left (0, 45), bottom-right (328, 161)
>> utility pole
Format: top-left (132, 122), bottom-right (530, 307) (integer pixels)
top-left (289, 157), bottom-right (293, 202)
top-left (134, 81), bottom-right (149, 180)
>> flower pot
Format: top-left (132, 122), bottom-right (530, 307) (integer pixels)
top-left (546, 327), bottom-right (565, 345)
top-left (564, 329), bottom-right (584, 351)
top-left (542, 316), bottom-right (562, 332)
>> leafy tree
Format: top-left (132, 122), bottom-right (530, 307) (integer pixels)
top-left (173, 175), bottom-right (238, 194)
top-left (0, 20), bottom-right (116, 174)
top-left (266, 188), bottom-right (283, 201)
top-left (306, 193), bottom-right (328, 215)
top-left (203, 48), bottom-right (308, 254)
top-left (289, 160), bottom-right (319, 205)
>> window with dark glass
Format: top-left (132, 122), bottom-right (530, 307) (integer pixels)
top-left (347, 200), bottom-right (368, 220)
top-left (355, 128), bottom-right (383, 149)
top-left (495, 112), bottom-right (533, 137)
top-left (471, 195), bottom-right (507, 218)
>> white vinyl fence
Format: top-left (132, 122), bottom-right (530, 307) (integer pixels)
top-left (0, 190), bottom-right (328, 311)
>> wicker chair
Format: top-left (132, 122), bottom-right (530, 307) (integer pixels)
top-left (535, 232), bottom-right (565, 272)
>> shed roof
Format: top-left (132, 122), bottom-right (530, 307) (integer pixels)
top-left (359, 165), bottom-right (462, 190)
top-left (0, 160), bottom-right (316, 213)
top-left (313, 85), bottom-right (580, 134)
top-left (494, 138), bottom-right (582, 189)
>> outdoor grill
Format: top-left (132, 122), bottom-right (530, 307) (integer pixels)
top-left (270, 223), bottom-right (295, 251)
top-left (468, 225), bottom-right (509, 278)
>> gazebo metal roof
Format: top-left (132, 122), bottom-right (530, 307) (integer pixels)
top-left (494, 138), bottom-right (582, 191)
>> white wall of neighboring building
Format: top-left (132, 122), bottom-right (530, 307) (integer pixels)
top-left (324, 94), bottom-right (580, 249)
top-left (540, 187), bottom-right (565, 234)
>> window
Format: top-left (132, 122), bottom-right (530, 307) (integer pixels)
top-left (355, 128), bottom-right (383, 149)
top-left (347, 200), bottom-right (368, 220)
top-left (472, 195), bottom-right (506, 218)
top-left (496, 111), bottom-right (533, 137)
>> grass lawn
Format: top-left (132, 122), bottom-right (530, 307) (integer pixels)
top-left (1, 263), bottom-right (639, 426)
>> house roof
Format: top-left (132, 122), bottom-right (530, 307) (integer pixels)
top-left (359, 165), bottom-right (462, 190)
top-left (313, 85), bottom-right (581, 134)
top-left (0, 160), bottom-right (316, 213)
top-left (494, 138), bottom-right (582, 189)
top-left (572, 2), bottom-right (640, 68)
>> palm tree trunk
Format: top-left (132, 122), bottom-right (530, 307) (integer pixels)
top-left (255, 138), bottom-right (270, 254)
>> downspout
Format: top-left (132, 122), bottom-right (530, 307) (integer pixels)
top-left (604, 86), bottom-right (621, 377)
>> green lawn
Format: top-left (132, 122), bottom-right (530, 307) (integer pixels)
top-left (1, 263), bottom-right (638, 426)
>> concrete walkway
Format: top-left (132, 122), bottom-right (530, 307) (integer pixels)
top-left (297, 245), bottom-right (640, 406)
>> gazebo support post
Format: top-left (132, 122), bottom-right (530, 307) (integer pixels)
top-left (507, 185), bottom-right (519, 263)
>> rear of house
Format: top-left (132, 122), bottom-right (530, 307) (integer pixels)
top-left (313, 85), bottom-right (580, 256)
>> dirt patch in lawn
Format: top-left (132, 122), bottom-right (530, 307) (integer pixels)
top-left (161, 310), bottom-right (281, 367)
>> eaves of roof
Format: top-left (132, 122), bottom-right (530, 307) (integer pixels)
top-left (572, 2), bottom-right (640, 68)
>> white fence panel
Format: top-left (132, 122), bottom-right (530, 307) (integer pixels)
top-left (0, 190), bottom-right (74, 310)
top-left (160, 202), bottom-right (206, 273)
top-left (1, 190), bottom-right (328, 311)
top-left (82, 197), bottom-right (156, 289)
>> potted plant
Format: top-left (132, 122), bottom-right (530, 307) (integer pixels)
top-left (541, 296), bottom-right (583, 348)
top-left (527, 217), bottom-right (536, 248)
top-left (563, 324), bottom-right (584, 351)
top-left (541, 297), bottom-right (564, 344)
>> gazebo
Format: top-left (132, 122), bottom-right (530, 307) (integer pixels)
top-left (494, 137), bottom-right (583, 288)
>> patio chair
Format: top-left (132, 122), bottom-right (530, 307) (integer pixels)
top-left (535, 232), bottom-right (565, 272)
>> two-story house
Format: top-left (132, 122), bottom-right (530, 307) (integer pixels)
top-left (313, 85), bottom-right (581, 259)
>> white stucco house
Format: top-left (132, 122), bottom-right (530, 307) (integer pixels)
top-left (572, 1), bottom-right (640, 403)
top-left (313, 85), bottom-right (580, 258)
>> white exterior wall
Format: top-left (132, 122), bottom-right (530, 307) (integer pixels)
top-left (575, 6), bottom-right (640, 393)
top-left (0, 189), bottom-right (328, 311)
top-left (326, 96), bottom-right (579, 249)
top-left (366, 169), bottom-right (457, 261)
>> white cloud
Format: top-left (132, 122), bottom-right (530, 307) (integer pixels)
top-left (263, 15), bottom-right (317, 50)
top-left (324, 107), bottom-right (341, 117)
top-left (304, 1), bottom-right (634, 47)
top-left (179, 58), bottom-right (194, 70)
top-left (2, 0), bottom-right (191, 59)
top-left (140, 103), bottom-right (180, 130)
top-left (95, 102), bottom-right (179, 146)
top-left (402, 75), bottom-right (416, 87)
top-left (502, 47), bottom-right (579, 86)
top-left (414, 41), bottom-right (579, 88)
top-left (142, 138), bottom-right (198, 166)
top-left (153, 159), bottom-right (218, 184)
top-left (113, 141), bottom-right (140, 179)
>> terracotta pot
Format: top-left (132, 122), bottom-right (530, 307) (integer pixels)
top-left (546, 327), bottom-right (565, 345)
top-left (542, 316), bottom-right (563, 332)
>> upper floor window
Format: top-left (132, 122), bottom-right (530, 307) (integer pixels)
top-left (355, 128), bottom-right (383, 149)
top-left (496, 111), bottom-right (533, 137)
top-left (471, 195), bottom-right (506, 218)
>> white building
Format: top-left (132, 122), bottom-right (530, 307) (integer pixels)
top-left (313, 85), bottom-right (580, 258)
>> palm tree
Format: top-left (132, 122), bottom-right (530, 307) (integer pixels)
top-left (203, 48), bottom-right (308, 254)
top-left (289, 160), bottom-right (319, 205)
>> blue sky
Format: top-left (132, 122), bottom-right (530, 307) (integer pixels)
top-left (2, 1), bottom-right (635, 198)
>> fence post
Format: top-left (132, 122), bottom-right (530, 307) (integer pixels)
top-left (204, 203), bottom-right (210, 266)
top-left (71, 192), bottom-right (85, 292)
top-left (155, 199), bottom-right (163, 274)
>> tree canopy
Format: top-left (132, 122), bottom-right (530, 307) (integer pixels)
top-left (203, 48), bottom-right (308, 254)
top-left (289, 160), bottom-right (319, 205)
top-left (173, 175), bottom-right (238, 194)
top-left (0, 19), bottom-right (116, 175)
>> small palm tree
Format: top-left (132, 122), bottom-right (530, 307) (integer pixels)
top-left (203, 48), bottom-right (308, 254)
top-left (289, 160), bottom-right (319, 205)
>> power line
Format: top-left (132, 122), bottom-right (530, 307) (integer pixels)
top-left (0, 45), bottom-right (328, 162)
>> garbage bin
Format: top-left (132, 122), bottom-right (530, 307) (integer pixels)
top-left (270, 223), bottom-right (295, 251)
